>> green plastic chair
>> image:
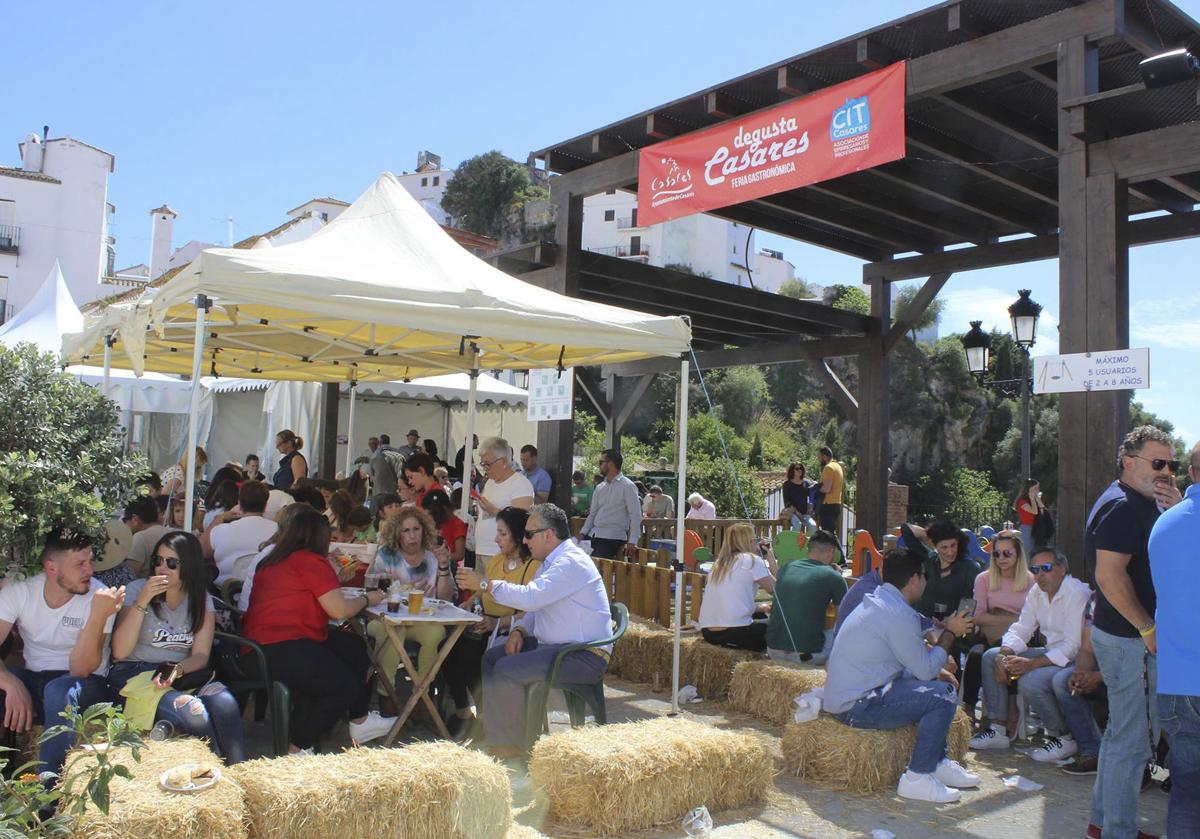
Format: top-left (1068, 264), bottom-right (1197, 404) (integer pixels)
top-left (525, 602), bottom-right (630, 749)
top-left (773, 530), bottom-right (809, 569)
top-left (693, 546), bottom-right (714, 574)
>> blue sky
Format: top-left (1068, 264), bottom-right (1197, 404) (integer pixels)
top-left (5, 0), bottom-right (1197, 445)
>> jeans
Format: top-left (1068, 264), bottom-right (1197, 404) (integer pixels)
top-left (480, 635), bottom-right (607, 750)
top-left (1051, 666), bottom-right (1103, 757)
top-left (0, 668), bottom-right (110, 774)
top-left (1159, 693), bottom-right (1200, 838)
top-left (1090, 626), bottom-right (1158, 839)
top-left (834, 677), bottom-right (958, 774)
top-left (979, 646), bottom-right (1070, 734)
top-left (107, 661), bottom-right (245, 764)
top-left (1018, 524), bottom-right (1034, 556)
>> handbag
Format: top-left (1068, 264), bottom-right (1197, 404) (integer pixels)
top-left (172, 667), bottom-right (216, 692)
top-left (1031, 510), bottom-right (1056, 545)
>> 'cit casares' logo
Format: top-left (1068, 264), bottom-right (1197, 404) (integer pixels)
top-left (831, 96), bottom-right (870, 141)
top-left (650, 157), bottom-right (694, 202)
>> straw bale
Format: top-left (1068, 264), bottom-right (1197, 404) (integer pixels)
top-left (505, 825), bottom-right (550, 839)
top-left (727, 661), bottom-right (826, 726)
top-left (229, 741), bottom-right (510, 839)
top-left (607, 619), bottom-right (675, 685)
top-left (781, 708), bottom-right (973, 792)
top-left (681, 638), bottom-right (762, 701)
top-left (529, 717), bottom-right (772, 836)
top-left (67, 737), bottom-right (247, 839)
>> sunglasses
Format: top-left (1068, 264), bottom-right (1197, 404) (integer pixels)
top-left (1132, 454), bottom-right (1181, 473)
top-left (523, 527), bottom-right (551, 539)
top-left (151, 554), bottom-right (179, 570)
top-left (992, 548), bottom-right (1017, 559)
top-left (1029, 562), bottom-right (1056, 574)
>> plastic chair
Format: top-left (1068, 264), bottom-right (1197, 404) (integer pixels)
top-left (525, 603), bottom-right (629, 749)
top-left (772, 530), bottom-right (808, 569)
top-left (693, 547), bottom-right (713, 574)
top-left (850, 530), bottom-right (883, 577)
top-left (682, 529), bottom-right (704, 571)
top-left (212, 627), bottom-right (291, 757)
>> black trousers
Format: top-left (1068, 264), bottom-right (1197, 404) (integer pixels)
top-left (701, 623), bottom-right (767, 652)
top-left (249, 629), bottom-right (371, 749)
top-left (442, 632), bottom-right (489, 710)
top-left (590, 537), bottom-right (627, 559)
top-left (818, 504), bottom-right (842, 542)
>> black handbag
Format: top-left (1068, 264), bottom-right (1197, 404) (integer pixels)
top-left (1031, 510), bottom-right (1056, 546)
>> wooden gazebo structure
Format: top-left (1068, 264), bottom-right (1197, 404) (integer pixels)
top-left (510, 0), bottom-right (1200, 574)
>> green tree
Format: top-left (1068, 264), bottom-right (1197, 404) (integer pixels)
top-left (747, 433), bottom-right (763, 469)
top-left (777, 277), bottom-right (817, 299)
top-left (710, 366), bottom-right (769, 435)
top-left (683, 457), bottom-right (765, 518)
top-left (0, 344), bottom-right (146, 576)
top-left (440, 151), bottom-right (546, 239)
top-left (824, 284), bottom-right (870, 314)
top-left (893, 284), bottom-right (945, 342)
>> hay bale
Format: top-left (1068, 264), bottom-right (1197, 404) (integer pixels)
top-left (607, 619), bottom-right (674, 684)
top-left (229, 741), bottom-right (510, 839)
top-left (529, 717), bottom-right (772, 836)
top-left (727, 661), bottom-right (826, 726)
top-left (781, 707), bottom-right (974, 792)
top-left (680, 638), bottom-right (762, 701)
top-left (67, 737), bottom-right (247, 839)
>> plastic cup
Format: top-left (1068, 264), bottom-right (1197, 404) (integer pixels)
top-left (364, 572), bottom-right (380, 591)
top-left (407, 590), bottom-right (424, 615)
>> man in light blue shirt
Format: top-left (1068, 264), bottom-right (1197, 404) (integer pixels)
top-left (825, 548), bottom-right (977, 803)
top-left (456, 503), bottom-right (611, 759)
top-left (1149, 441), bottom-right (1200, 836)
top-left (518, 444), bottom-right (552, 504)
top-left (580, 449), bottom-right (642, 560)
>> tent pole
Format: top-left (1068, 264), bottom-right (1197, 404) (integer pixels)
top-left (183, 295), bottom-right (211, 533)
top-left (458, 344), bottom-right (480, 525)
top-left (102, 333), bottom-right (114, 400)
top-left (345, 378), bottom-right (358, 475)
top-left (671, 356), bottom-right (689, 715)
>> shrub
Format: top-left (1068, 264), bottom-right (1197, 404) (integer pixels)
top-left (683, 457), bottom-right (764, 519)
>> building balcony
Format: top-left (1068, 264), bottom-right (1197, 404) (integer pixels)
top-left (587, 244), bottom-right (650, 260)
top-left (615, 216), bottom-right (643, 229)
top-left (0, 225), bottom-right (18, 254)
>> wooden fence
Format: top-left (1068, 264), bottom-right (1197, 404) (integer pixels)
top-left (592, 547), bottom-right (706, 628)
top-left (638, 518), bottom-right (790, 555)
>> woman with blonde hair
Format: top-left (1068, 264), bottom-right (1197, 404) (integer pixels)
top-left (961, 531), bottom-right (1031, 716)
top-left (366, 507), bottom-right (456, 712)
top-left (161, 446), bottom-right (208, 500)
top-left (696, 523), bottom-right (776, 650)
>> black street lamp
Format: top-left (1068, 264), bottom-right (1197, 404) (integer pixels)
top-left (960, 290), bottom-right (1042, 479)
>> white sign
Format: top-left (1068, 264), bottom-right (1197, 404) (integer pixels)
top-left (1033, 348), bottom-right (1149, 394)
top-left (527, 367), bottom-right (574, 422)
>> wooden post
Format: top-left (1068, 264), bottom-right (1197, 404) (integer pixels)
top-left (320, 381), bottom-right (340, 478)
top-left (855, 282), bottom-right (891, 540)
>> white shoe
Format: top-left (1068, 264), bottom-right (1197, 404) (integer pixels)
top-left (1031, 734), bottom-right (1078, 763)
top-left (969, 724), bottom-right (1011, 750)
top-left (896, 770), bottom-right (962, 803)
top-left (935, 757), bottom-right (980, 788)
top-left (349, 710), bottom-right (397, 744)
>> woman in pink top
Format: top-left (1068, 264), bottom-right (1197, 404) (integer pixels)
top-left (963, 532), bottom-right (1031, 716)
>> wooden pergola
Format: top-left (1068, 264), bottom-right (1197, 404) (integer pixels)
top-left (512, 0), bottom-right (1200, 575)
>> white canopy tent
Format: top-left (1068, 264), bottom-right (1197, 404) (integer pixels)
top-left (64, 172), bottom-right (696, 711)
top-left (0, 261), bottom-right (84, 356)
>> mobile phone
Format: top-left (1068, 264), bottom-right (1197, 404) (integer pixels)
top-left (957, 597), bottom-right (977, 616)
top-left (152, 662), bottom-right (176, 683)
top-left (436, 535), bottom-right (445, 547)
top-left (470, 488), bottom-right (481, 500)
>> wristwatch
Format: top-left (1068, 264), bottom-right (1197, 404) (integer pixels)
top-left (478, 579), bottom-right (490, 592)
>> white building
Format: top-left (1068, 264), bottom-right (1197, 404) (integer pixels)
top-left (578, 190), bottom-right (796, 291)
top-left (393, 151), bottom-right (456, 226)
top-left (0, 131), bottom-right (119, 323)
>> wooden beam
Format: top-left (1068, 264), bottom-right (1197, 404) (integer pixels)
top-left (550, 151), bottom-right (638, 198)
top-left (863, 165), bottom-right (1036, 232)
top-left (615, 374), bottom-right (657, 430)
top-left (906, 0), bottom-right (1121, 97)
top-left (604, 337), bottom-right (867, 377)
top-left (751, 191), bottom-right (941, 254)
top-left (883, 271), bottom-right (953, 355)
top-left (575, 370), bottom-right (611, 420)
top-left (704, 91), bottom-right (747, 119)
top-left (777, 66), bottom-right (810, 97)
top-left (590, 133), bottom-right (625, 157)
top-left (863, 208), bottom-right (1200, 281)
top-left (646, 113), bottom-right (687, 140)
top-left (1114, 0), bottom-right (1168, 56)
top-left (703, 202), bottom-right (890, 261)
top-left (805, 179), bottom-right (995, 244)
top-left (800, 348), bottom-right (859, 418)
top-left (855, 283), bottom-right (891, 540)
top-left (1090, 121), bottom-right (1200, 183)
top-left (947, 2), bottom-right (984, 37)
top-left (906, 125), bottom-right (1058, 208)
top-left (857, 37), bottom-right (899, 70)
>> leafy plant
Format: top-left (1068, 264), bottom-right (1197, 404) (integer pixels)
top-left (439, 151), bottom-right (547, 241)
top-left (0, 343), bottom-right (146, 577)
top-left (682, 457), bottom-right (765, 519)
top-left (0, 702), bottom-right (144, 836)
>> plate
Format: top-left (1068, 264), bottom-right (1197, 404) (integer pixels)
top-left (160, 764), bottom-right (221, 793)
top-left (81, 742), bottom-right (110, 753)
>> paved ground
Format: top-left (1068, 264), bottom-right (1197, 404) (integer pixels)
top-left (239, 677), bottom-right (1170, 839)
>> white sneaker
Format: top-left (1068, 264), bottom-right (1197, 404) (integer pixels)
top-left (1031, 734), bottom-right (1078, 763)
top-left (935, 757), bottom-right (980, 788)
top-left (349, 710), bottom-right (397, 744)
top-left (969, 724), bottom-right (1011, 750)
top-left (896, 770), bottom-right (962, 803)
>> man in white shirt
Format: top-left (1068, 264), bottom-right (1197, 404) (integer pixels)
top-left (473, 437), bottom-right (534, 562)
top-left (970, 546), bottom-right (1093, 761)
top-left (456, 504), bottom-right (611, 759)
top-left (0, 528), bottom-right (125, 773)
top-left (207, 481), bottom-right (279, 584)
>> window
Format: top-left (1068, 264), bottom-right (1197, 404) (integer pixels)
top-left (433, 176), bottom-right (440, 186)
top-left (606, 189), bottom-right (616, 195)
top-left (105, 244), bottom-right (116, 277)
top-left (421, 177), bottom-right (428, 187)
top-left (604, 210), bottom-right (615, 222)
top-left (630, 235), bottom-right (641, 254)
top-left (630, 208), bottom-right (638, 226)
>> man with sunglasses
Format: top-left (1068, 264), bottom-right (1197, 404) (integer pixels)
top-left (456, 504), bottom-right (611, 761)
top-left (970, 548), bottom-right (1093, 760)
top-left (0, 528), bottom-right (125, 775)
top-left (1148, 440), bottom-right (1200, 837)
top-left (1085, 425), bottom-right (1182, 839)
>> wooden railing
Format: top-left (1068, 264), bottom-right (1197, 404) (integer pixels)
top-left (639, 518), bottom-right (790, 555)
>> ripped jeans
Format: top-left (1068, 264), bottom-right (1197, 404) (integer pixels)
top-left (834, 677), bottom-right (959, 774)
top-left (107, 661), bottom-right (245, 764)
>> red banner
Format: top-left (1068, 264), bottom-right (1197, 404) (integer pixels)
top-left (637, 62), bottom-right (906, 227)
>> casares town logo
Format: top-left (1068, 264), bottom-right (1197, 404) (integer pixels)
top-left (650, 157), bottom-right (695, 206)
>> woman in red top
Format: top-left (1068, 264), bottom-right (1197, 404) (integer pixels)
top-left (1012, 478), bottom-right (1045, 555)
top-left (241, 506), bottom-right (394, 752)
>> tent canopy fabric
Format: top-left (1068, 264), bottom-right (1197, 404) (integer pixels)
top-left (63, 173), bottom-right (691, 381)
top-left (204, 371), bottom-right (527, 405)
top-left (66, 365), bottom-right (198, 414)
top-left (0, 261), bottom-right (83, 356)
